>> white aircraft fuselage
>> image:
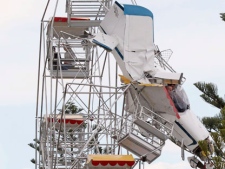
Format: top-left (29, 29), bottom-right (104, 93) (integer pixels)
top-left (91, 0), bottom-right (211, 164)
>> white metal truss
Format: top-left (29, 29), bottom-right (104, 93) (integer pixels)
top-left (117, 87), bottom-right (174, 163)
top-left (35, 1), bottom-right (175, 169)
top-left (67, 0), bottom-right (112, 27)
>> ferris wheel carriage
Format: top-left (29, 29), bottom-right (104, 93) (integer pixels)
top-left (44, 114), bottom-right (84, 129)
top-left (86, 154), bottom-right (135, 169)
top-left (46, 17), bottom-right (91, 79)
top-left (117, 98), bottom-right (173, 163)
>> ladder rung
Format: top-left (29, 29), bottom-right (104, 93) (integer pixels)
top-left (72, 0), bottom-right (100, 2)
top-left (71, 14), bottom-right (105, 16)
top-left (71, 4), bottom-right (102, 6)
top-left (69, 20), bottom-right (101, 27)
top-left (71, 10), bottom-right (104, 14)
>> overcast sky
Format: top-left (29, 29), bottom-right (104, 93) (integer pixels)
top-left (0, 0), bottom-right (224, 169)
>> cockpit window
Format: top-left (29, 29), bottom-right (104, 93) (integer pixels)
top-left (166, 85), bottom-right (190, 112)
top-left (174, 85), bottom-right (190, 106)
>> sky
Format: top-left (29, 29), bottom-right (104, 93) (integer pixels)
top-left (0, 0), bottom-right (224, 169)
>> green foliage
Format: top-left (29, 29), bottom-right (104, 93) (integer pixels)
top-left (198, 140), bottom-right (210, 157)
top-left (88, 138), bottom-right (97, 149)
top-left (219, 129), bottom-right (225, 144)
top-left (29, 102), bottom-right (83, 164)
top-left (28, 143), bottom-right (35, 149)
top-left (93, 146), bottom-right (112, 154)
top-left (65, 101), bottom-right (83, 114)
top-left (33, 138), bottom-right (40, 144)
top-left (220, 13), bottom-right (225, 22)
top-left (220, 107), bottom-right (225, 127)
top-left (28, 143), bottom-right (39, 151)
top-left (94, 146), bottom-right (103, 154)
top-left (202, 115), bottom-right (221, 132)
top-left (194, 82), bottom-right (225, 109)
top-left (213, 156), bottom-right (224, 169)
top-left (195, 82), bottom-right (225, 168)
top-left (103, 147), bottom-right (112, 154)
top-left (87, 124), bottom-right (103, 152)
top-left (211, 132), bottom-right (224, 157)
top-left (30, 159), bottom-right (36, 164)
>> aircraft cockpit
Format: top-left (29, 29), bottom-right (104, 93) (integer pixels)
top-left (166, 84), bottom-right (190, 112)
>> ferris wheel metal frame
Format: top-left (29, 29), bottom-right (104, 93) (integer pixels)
top-left (35, 1), bottom-right (174, 169)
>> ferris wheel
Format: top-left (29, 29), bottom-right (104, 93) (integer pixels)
top-left (35, 1), bottom-right (177, 169)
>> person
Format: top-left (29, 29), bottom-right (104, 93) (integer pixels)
top-left (63, 45), bottom-right (75, 69)
top-left (166, 84), bottom-right (188, 112)
top-left (52, 46), bottom-right (67, 70)
top-left (166, 85), bottom-right (173, 92)
top-left (52, 46), bottom-right (58, 70)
